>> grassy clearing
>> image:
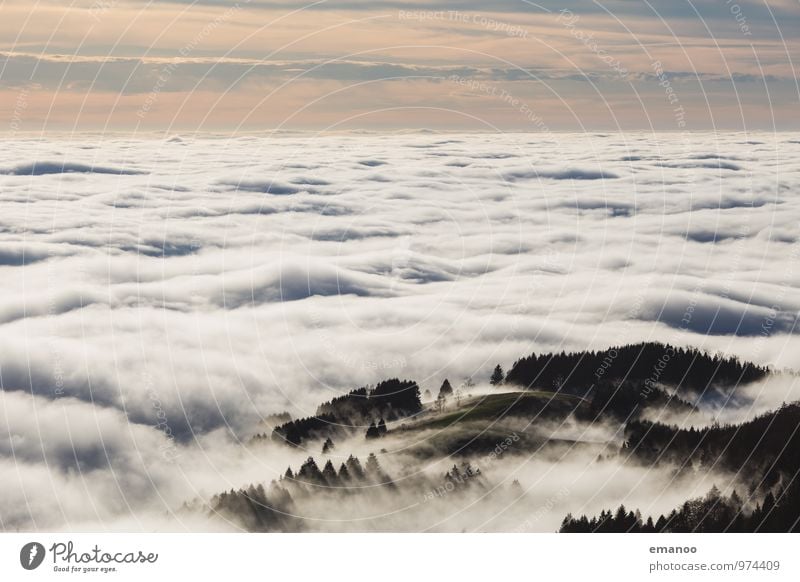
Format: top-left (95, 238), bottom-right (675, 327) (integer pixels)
top-left (408, 390), bottom-right (584, 431)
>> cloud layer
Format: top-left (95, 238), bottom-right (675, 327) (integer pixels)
top-left (0, 132), bottom-right (798, 529)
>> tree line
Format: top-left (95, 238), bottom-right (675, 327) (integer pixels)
top-left (506, 342), bottom-right (767, 398)
top-left (560, 482), bottom-right (800, 532)
top-left (269, 379), bottom-right (421, 446)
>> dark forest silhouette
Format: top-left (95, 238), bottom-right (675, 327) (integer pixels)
top-left (561, 403), bottom-right (800, 532)
top-left (228, 342), bottom-right (797, 532)
top-left (264, 379), bottom-right (421, 446)
top-left (560, 483), bottom-right (800, 532)
top-left (506, 342), bottom-right (767, 397)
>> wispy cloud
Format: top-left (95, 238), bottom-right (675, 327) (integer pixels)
top-left (0, 1), bottom-right (796, 129)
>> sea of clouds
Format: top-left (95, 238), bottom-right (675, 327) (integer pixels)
top-left (1, 131), bottom-right (798, 530)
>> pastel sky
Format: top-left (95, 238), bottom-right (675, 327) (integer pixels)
top-left (1, 0), bottom-right (798, 131)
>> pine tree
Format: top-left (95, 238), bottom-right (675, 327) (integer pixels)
top-left (346, 455), bottom-right (365, 481)
top-left (560, 513), bottom-right (575, 533)
top-left (377, 418), bottom-right (387, 436)
top-left (322, 437), bottom-right (335, 454)
top-left (438, 379), bottom-right (453, 399)
top-left (365, 421), bottom-right (380, 439)
top-left (322, 460), bottom-right (338, 484)
top-left (655, 514), bottom-right (667, 532)
top-left (297, 457), bottom-right (325, 485)
top-left (490, 364), bottom-right (505, 386)
top-left (366, 453), bottom-right (381, 475)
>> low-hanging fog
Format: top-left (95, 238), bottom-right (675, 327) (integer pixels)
top-left (1, 132), bottom-right (798, 531)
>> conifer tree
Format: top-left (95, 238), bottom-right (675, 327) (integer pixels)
top-left (346, 455), bottom-right (365, 481)
top-left (365, 421), bottom-right (380, 439)
top-left (297, 457), bottom-right (325, 485)
top-left (366, 452), bottom-right (381, 475)
top-left (322, 459), bottom-right (338, 485)
top-left (439, 379), bottom-right (454, 398)
top-left (490, 365), bottom-right (505, 386)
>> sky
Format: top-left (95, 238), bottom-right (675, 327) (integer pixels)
top-left (1, 0), bottom-right (798, 132)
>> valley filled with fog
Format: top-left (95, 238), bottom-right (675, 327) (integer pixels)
top-left (1, 132), bottom-right (798, 531)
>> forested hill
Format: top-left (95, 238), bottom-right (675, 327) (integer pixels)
top-left (262, 343), bottom-right (772, 447)
top-left (225, 342), bottom-right (792, 532)
top-left (505, 342), bottom-right (768, 396)
top-left (624, 402), bottom-right (800, 490)
top-left (560, 403), bottom-right (800, 533)
top-left (269, 379), bottom-right (422, 446)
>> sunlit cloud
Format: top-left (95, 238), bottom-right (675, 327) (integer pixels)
top-left (0, 0), bottom-right (796, 130)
